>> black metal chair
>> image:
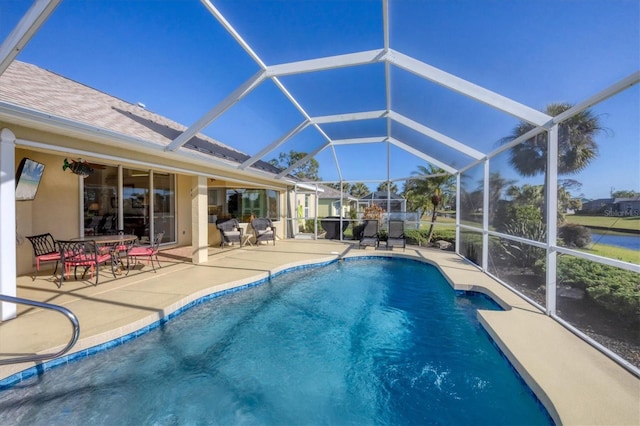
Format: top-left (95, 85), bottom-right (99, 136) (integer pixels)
top-left (251, 218), bottom-right (276, 245)
top-left (386, 220), bottom-right (406, 251)
top-left (359, 220), bottom-right (379, 249)
top-left (25, 233), bottom-right (61, 280)
top-left (216, 218), bottom-right (243, 247)
top-left (57, 240), bottom-right (116, 287)
top-left (126, 231), bottom-right (164, 273)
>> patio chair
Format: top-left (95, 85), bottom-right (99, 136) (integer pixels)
top-left (358, 219), bottom-right (380, 248)
top-left (386, 220), bottom-right (406, 251)
top-left (126, 231), bottom-right (164, 273)
top-left (251, 218), bottom-right (276, 245)
top-left (26, 233), bottom-right (61, 280)
top-left (216, 218), bottom-right (243, 247)
top-left (359, 220), bottom-right (379, 249)
top-left (57, 239), bottom-right (116, 287)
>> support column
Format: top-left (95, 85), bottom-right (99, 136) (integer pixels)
top-left (546, 125), bottom-right (559, 315)
top-left (191, 175), bottom-right (208, 264)
top-left (455, 173), bottom-right (461, 255)
top-left (482, 158), bottom-right (490, 271)
top-left (0, 128), bottom-right (17, 321)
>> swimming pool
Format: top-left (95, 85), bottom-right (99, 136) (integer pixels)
top-left (0, 258), bottom-right (552, 425)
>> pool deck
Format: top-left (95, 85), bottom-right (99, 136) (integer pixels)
top-left (1, 239), bottom-right (638, 425)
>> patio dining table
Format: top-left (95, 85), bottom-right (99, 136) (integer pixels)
top-left (71, 234), bottom-right (138, 274)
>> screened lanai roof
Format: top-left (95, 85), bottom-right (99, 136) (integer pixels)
top-left (0, 0), bottom-right (638, 186)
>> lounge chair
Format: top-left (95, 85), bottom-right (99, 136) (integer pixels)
top-left (26, 233), bottom-right (61, 280)
top-left (251, 218), bottom-right (276, 245)
top-left (359, 220), bottom-right (379, 249)
top-left (216, 218), bottom-right (243, 247)
top-left (57, 239), bottom-right (116, 287)
top-left (126, 231), bottom-right (164, 273)
top-left (386, 220), bottom-right (406, 251)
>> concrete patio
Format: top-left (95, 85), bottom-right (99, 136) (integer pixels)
top-left (0, 240), bottom-right (638, 425)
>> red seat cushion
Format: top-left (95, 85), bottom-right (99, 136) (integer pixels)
top-left (128, 247), bottom-right (154, 256)
top-left (38, 252), bottom-right (61, 261)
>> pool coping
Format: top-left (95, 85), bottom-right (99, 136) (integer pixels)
top-left (1, 242), bottom-right (638, 425)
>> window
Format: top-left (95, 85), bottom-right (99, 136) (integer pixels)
top-left (219, 188), bottom-right (280, 222)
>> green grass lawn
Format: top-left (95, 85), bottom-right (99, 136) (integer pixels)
top-left (576, 244), bottom-right (640, 264)
top-left (564, 214), bottom-right (640, 232)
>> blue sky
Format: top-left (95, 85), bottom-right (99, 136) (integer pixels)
top-left (1, 0), bottom-right (638, 199)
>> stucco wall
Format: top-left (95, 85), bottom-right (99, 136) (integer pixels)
top-left (16, 149), bottom-right (80, 276)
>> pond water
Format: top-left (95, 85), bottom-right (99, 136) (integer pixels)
top-left (591, 232), bottom-right (640, 250)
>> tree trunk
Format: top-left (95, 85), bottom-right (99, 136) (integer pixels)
top-left (426, 204), bottom-right (439, 244)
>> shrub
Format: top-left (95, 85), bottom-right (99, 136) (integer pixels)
top-left (465, 242), bottom-right (479, 265)
top-left (499, 220), bottom-right (547, 269)
top-left (363, 205), bottom-right (384, 220)
top-left (352, 223), bottom-right (365, 240)
top-left (557, 256), bottom-right (640, 322)
top-left (405, 229), bottom-right (425, 245)
top-left (303, 219), bottom-right (316, 233)
top-left (558, 223), bottom-right (592, 248)
top-left (494, 204), bottom-right (547, 269)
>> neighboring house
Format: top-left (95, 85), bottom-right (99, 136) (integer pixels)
top-left (609, 198), bottom-right (640, 217)
top-left (580, 197), bottom-right (640, 216)
top-left (317, 185), bottom-right (357, 218)
top-left (580, 198), bottom-right (614, 214)
top-left (358, 191), bottom-right (406, 213)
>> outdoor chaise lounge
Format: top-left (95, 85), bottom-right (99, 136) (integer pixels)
top-left (216, 218), bottom-right (243, 247)
top-left (386, 220), bottom-right (406, 251)
top-left (359, 220), bottom-right (379, 249)
top-left (251, 218), bottom-right (276, 245)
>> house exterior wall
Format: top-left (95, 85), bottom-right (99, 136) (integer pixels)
top-left (176, 174), bottom-right (193, 247)
top-left (318, 200), bottom-right (331, 217)
top-left (5, 120), bottom-right (291, 276)
top-left (15, 149), bottom-right (80, 276)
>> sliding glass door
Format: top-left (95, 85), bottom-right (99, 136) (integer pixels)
top-left (123, 169), bottom-right (150, 242)
top-left (82, 165), bottom-right (175, 244)
top-left (152, 172), bottom-right (175, 242)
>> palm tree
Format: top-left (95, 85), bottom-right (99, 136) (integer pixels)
top-left (407, 165), bottom-right (455, 243)
top-left (377, 181), bottom-right (399, 194)
top-left (499, 103), bottom-right (604, 221)
top-left (324, 182), bottom-right (352, 194)
top-left (349, 182), bottom-right (370, 199)
top-left (481, 172), bottom-right (517, 226)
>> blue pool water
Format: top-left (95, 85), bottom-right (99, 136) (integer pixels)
top-left (0, 258), bottom-right (552, 425)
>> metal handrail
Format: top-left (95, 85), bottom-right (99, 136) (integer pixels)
top-left (0, 294), bottom-right (80, 365)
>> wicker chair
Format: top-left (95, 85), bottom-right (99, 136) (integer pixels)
top-left (216, 218), bottom-right (243, 247)
top-left (251, 218), bottom-right (276, 245)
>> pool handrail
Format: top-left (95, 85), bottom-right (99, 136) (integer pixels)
top-left (0, 294), bottom-right (80, 365)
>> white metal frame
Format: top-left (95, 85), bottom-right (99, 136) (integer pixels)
top-left (0, 0), bottom-right (638, 375)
